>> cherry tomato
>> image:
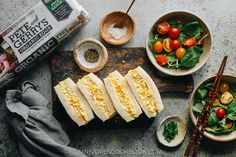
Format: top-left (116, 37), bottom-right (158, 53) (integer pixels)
top-left (220, 83), bottom-right (230, 93)
top-left (153, 41), bottom-right (163, 53)
top-left (175, 47), bottom-right (186, 59)
top-left (216, 108), bottom-right (226, 119)
top-left (168, 27), bottom-right (180, 39)
top-left (170, 39), bottom-right (181, 50)
top-left (183, 37), bottom-right (196, 47)
top-left (156, 55), bottom-right (168, 66)
top-left (163, 38), bottom-right (172, 53)
top-left (157, 21), bottom-right (170, 35)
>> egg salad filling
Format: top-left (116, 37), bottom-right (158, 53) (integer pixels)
top-left (108, 73), bottom-right (138, 118)
top-left (79, 76), bottom-right (112, 117)
top-left (59, 81), bottom-right (88, 123)
top-left (129, 69), bottom-right (158, 114)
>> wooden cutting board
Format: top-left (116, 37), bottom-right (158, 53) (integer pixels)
top-left (50, 48), bottom-right (193, 131)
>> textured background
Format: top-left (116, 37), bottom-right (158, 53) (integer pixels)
top-left (0, 0), bottom-right (236, 157)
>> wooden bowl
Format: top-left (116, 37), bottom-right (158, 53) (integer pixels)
top-left (99, 11), bottom-right (135, 45)
top-left (146, 11), bottom-right (212, 76)
top-left (190, 75), bottom-right (236, 142)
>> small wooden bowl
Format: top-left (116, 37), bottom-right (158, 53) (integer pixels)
top-left (99, 11), bottom-right (135, 45)
top-left (190, 75), bottom-right (236, 142)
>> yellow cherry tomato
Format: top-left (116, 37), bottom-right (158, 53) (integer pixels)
top-left (175, 47), bottom-right (186, 59)
top-left (163, 38), bottom-right (172, 53)
top-left (153, 41), bottom-right (163, 53)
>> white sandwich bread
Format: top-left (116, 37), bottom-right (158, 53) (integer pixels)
top-left (104, 70), bottom-right (142, 122)
top-left (77, 73), bottom-right (116, 122)
top-left (54, 78), bottom-right (94, 127)
top-left (125, 66), bottom-right (164, 118)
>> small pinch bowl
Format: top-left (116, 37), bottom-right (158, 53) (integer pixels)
top-left (99, 11), bottom-right (136, 45)
top-left (157, 115), bottom-right (187, 147)
top-left (190, 75), bottom-right (236, 142)
top-left (146, 11), bottom-right (212, 76)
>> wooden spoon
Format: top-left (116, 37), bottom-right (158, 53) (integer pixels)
top-left (114, 0), bottom-right (136, 28)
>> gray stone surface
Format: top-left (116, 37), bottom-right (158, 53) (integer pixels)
top-left (0, 0), bottom-right (236, 157)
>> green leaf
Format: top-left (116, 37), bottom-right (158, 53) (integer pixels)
top-left (227, 112), bottom-right (236, 121)
top-left (183, 21), bottom-right (201, 36)
top-left (193, 102), bottom-right (203, 113)
top-left (197, 88), bottom-right (208, 99)
top-left (194, 32), bottom-right (201, 41)
top-left (179, 46), bottom-right (201, 68)
top-left (226, 99), bottom-right (236, 114)
top-left (178, 32), bottom-right (187, 43)
top-left (208, 112), bottom-right (220, 126)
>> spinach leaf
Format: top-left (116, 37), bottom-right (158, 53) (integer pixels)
top-left (169, 21), bottom-right (183, 31)
top-left (166, 55), bottom-right (179, 68)
top-left (208, 112), bottom-right (220, 126)
top-left (183, 21), bottom-right (201, 36)
top-left (194, 32), bottom-right (201, 41)
top-left (192, 102), bottom-right (203, 113)
top-left (178, 32), bottom-right (187, 43)
top-left (226, 99), bottom-right (236, 114)
top-left (205, 122), bottom-right (235, 134)
top-left (180, 46), bottom-right (201, 68)
top-left (197, 88), bottom-right (208, 99)
top-left (227, 112), bottom-right (236, 121)
top-left (204, 82), bottom-right (214, 89)
top-left (219, 117), bottom-right (226, 128)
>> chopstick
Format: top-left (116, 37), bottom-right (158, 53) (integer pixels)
top-left (184, 56), bottom-right (228, 157)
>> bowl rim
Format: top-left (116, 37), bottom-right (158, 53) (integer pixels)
top-left (157, 115), bottom-right (187, 147)
top-left (99, 10), bottom-right (136, 45)
top-left (189, 74), bottom-right (236, 142)
top-left (146, 10), bottom-right (213, 76)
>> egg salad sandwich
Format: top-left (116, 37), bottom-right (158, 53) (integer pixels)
top-left (54, 78), bottom-right (94, 127)
top-left (125, 66), bottom-right (164, 118)
top-left (104, 70), bottom-right (142, 122)
top-left (76, 73), bottom-right (116, 122)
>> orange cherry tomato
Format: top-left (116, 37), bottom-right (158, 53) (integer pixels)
top-left (153, 41), bottom-right (163, 53)
top-left (175, 47), bottom-right (186, 59)
top-left (225, 120), bottom-right (233, 129)
top-left (156, 55), bottom-right (168, 66)
top-left (163, 38), bottom-right (172, 53)
top-left (220, 83), bottom-right (230, 93)
top-left (157, 21), bottom-right (170, 35)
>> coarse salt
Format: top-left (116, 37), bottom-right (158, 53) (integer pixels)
top-left (107, 23), bottom-right (127, 40)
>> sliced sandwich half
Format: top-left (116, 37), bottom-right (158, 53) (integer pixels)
top-left (104, 70), bottom-right (142, 122)
top-left (125, 66), bottom-right (164, 118)
top-left (77, 73), bottom-right (116, 122)
top-left (54, 78), bottom-right (94, 127)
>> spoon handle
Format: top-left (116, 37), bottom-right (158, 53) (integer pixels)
top-left (126, 0), bottom-right (136, 14)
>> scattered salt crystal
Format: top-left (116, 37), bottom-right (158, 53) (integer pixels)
top-left (107, 23), bottom-right (127, 40)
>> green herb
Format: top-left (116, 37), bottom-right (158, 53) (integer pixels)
top-left (162, 121), bottom-right (178, 143)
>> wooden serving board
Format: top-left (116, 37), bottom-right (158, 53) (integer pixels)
top-left (50, 48), bottom-right (193, 131)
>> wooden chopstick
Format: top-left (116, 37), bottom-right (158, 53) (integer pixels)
top-left (184, 56), bottom-right (228, 157)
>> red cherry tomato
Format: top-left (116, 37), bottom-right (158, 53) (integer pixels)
top-left (170, 39), bottom-right (181, 50)
top-left (157, 21), bottom-right (170, 35)
top-left (156, 55), bottom-right (168, 66)
top-left (168, 27), bottom-right (180, 39)
top-left (216, 108), bottom-right (226, 119)
top-left (183, 37), bottom-right (196, 47)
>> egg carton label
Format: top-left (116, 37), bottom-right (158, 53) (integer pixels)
top-left (0, 0), bottom-right (89, 89)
